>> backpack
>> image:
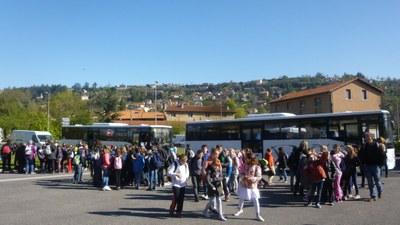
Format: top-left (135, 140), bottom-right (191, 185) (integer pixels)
top-left (185, 148), bottom-right (195, 159)
top-left (2, 145), bottom-right (11, 154)
top-left (67, 150), bottom-right (74, 159)
top-left (73, 154), bottom-right (81, 165)
top-left (25, 145), bottom-right (32, 155)
top-left (45, 145), bottom-right (52, 155)
top-left (287, 153), bottom-right (297, 170)
top-left (152, 154), bottom-right (163, 169)
top-left (164, 152), bottom-right (174, 168)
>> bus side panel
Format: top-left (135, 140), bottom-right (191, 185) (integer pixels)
top-left (262, 139), bottom-right (345, 158)
top-left (386, 148), bottom-right (396, 170)
top-left (185, 140), bottom-right (242, 152)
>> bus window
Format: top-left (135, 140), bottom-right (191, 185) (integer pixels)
top-left (301, 120), bottom-right (327, 139)
top-left (264, 123), bottom-right (280, 139)
top-left (281, 122), bottom-right (299, 139)
top-left (220, 123), bottom-right (240, 140)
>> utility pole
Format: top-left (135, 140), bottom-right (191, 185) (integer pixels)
top-left (154, 81), bottom-right (158, 125)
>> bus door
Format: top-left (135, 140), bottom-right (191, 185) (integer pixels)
top-left (342, 123), bottom-right (359, 145)
top-left (87, 128), bottom-right (99, 148)
top-left (241, 123), bottom-right (263, 155)
top-left (361, 122), bottom-right (380, 141)
top-left (131, 128), bottom-right (140, 146)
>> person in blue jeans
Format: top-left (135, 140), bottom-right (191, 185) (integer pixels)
top-left (132, 148), bottom-right (145, 189)
top-left (101, 147), bottom-right (111, 191)
top-left (303, 147), bottom-right (329, 208)
top-left (147, 150), bottom-right (158, 190)
top-left (73, 146), bottom-right (84, 184)
top-left (358, 133), bottom-right (385, 201)
top-left (24, 141), bottom-right (37, 174)
top-left (277, 147), bottom-right (288, 183)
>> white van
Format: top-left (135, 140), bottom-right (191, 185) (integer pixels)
top-left (173, 134), bottom-right (185, 147)
top-left (11, 130), bottom-right (54, 147)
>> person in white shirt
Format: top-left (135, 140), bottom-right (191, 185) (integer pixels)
top-left (167, 154), bottom-right (189, 218)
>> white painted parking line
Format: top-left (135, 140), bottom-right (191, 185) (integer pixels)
top-left (0, 172), bottom-right (89, 182)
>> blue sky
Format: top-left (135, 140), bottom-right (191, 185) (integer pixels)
top-left (1, 0), bottom-right (399, 89)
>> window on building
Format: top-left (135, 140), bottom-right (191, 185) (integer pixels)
top-left (314, 98), bottom-right (321, 107)
top-left (172, 113), bottom-right (176, 117)
top-left (362, 89), bottom-right (367, 100)
top-left (287, 103), bottom-right (291, 111)
top-left (205, 113), bottom-right (210, 117)
top-left (188, 113), bottom-right (193, 117)
top-left (346, 89), bottom-right (352, 100)
top-left (274, 105), bottom-right (280, 112)
top-left (299, 100), bottom-right (305, 109)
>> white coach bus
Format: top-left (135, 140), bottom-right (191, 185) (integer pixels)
top-left (186, 110), bottom-right (396, 169)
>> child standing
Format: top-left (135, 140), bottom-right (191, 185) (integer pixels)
top-left (203, 157), bottom-right (226, 221)
top-left (234, 153), bottom-right (264, 222)
top-left (114, 149), bottom-right (123, 190)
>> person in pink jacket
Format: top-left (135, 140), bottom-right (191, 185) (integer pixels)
top-left (101, 147), bottom-right (112, 191)
top-left (114, 149), bottom-right (123, 190)
top-left (234, 152), bottom-right (264, 222)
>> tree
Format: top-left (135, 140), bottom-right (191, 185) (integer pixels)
top-left (0, 90), bottom-right (33, 137)
top-left (95, 87), bottom-right (121, 122)
top-left (225, 99), bottom-right (238, 110)
top-left (51, 90), bottom-right (93, 125)
top-left (235, 108), bottom-right (247, 118)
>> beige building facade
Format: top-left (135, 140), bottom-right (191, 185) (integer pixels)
top-left (270, 78), bottom-right (383, 114)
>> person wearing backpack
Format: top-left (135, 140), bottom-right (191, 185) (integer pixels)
top-left (1, 140), bottom-right (12, 173)
top-left (132, 147), bottom-right (145, 189)
top-left (167, 154), bottom-right (189, 218)
top-left (72, 145), bottom-right (83, 184)
top-left (147, 149), bottom-right (160, 191)
top-left (185, 144), bottom-right (195, 163)
top-left (37, 146), bottom-right (46, 173)
top-left (24, 140), bottom-right (37, 174)
top-left (358, 132), bottom-right (385, 201)
top-left (189, 149), bottom-right (204, 202)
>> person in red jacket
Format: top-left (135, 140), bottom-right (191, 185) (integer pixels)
top-left (264, 148), bottom-right (275, 184)
top-left (303, 146), bottom-right (328, 208)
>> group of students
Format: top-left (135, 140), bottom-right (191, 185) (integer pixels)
top-left (168, 144), bottom-right (265, 222)
top-left (286, 132), bottom-right (387, 208)
top-left (1, 133), bottom-right (389, 222)
top-left (0, 139), bottom-right (78, 175)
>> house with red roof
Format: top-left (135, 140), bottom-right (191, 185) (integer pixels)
top-left (269, 78), bottom-right (383, 114)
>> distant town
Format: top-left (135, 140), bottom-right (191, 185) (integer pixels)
top-left (0, 73), bottom-right (399, 141)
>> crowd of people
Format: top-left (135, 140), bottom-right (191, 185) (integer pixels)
top-left (0, 132), bottom-right (390, 222)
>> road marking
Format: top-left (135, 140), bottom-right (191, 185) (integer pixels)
top-left (0, 172), bottom-right (89, 182)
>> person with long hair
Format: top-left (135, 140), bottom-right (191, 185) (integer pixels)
top-left (342, 145), bottom-right (361, 200)
top-left (101, 147), bottom-right (111, 191)
top-left (203, 157), bottom-right (226, 221)
top-left (377, 137), bottom-right (388, 178)
top-left (332, 144), bottom-right (345, 202)
top-left (114, 149), bottom-right (123, 190)
top-left (234, 153), bottom-right (264, 222)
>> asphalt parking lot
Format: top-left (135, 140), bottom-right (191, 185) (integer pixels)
top-left (0, 166), bottom-right (400, 225)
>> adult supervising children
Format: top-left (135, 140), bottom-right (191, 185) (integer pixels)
top-left (358, 132), bottom-right (386, 201)
top-left (234, 153), bottom-right (264, 222)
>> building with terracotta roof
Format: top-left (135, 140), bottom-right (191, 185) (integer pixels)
top-left (114, 104), bottom-right (236, 126)
top-left (269, 78), bottom-right (383, 114)
top-left (165, 104), bottom-right (236, 121)
top-left (114, 109), bottom-right (166, 125)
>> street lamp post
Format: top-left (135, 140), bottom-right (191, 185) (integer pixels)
top-left (396, 94), bottom-right (399, 141)
top-left (154, 81), bottom-right (158, 125)
top-left (45, 91), bottom-right (50, 132)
